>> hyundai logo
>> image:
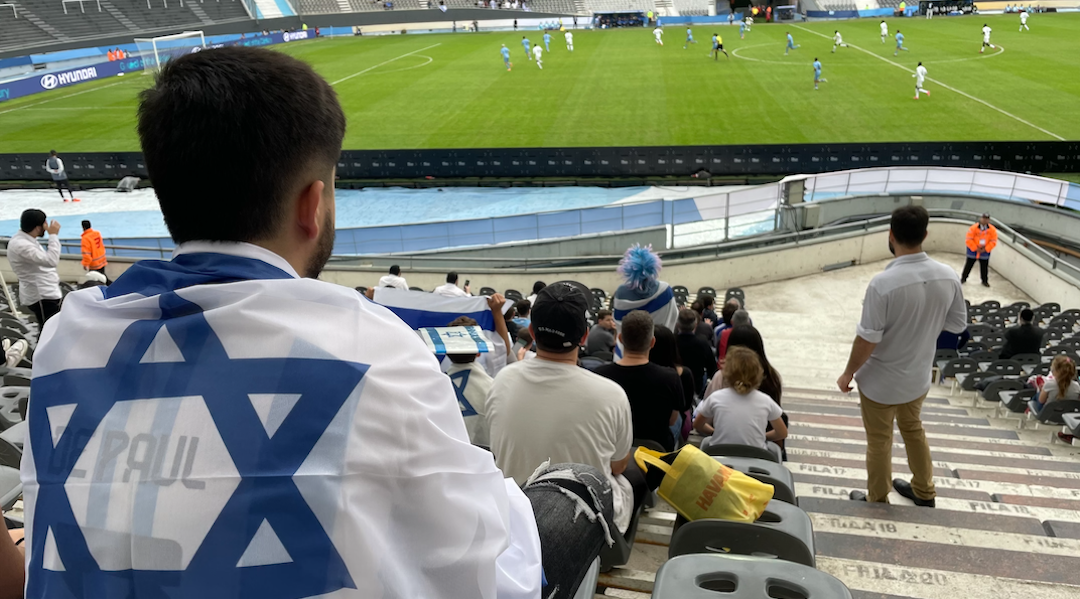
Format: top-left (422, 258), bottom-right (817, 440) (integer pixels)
top-left (40, 74), bottom-right (58, 89)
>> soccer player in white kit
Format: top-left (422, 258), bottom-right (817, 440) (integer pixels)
top-left (832, 30), bottom-right (848, 52)
top-left (880, 20), bottom-right (888, 43)
top-left (912, 61), bottom-right (930, 99)
top-left (1019, 9), bottom-right (1029, 30)
top-left (926, 2), bottom-right (932, 18)
top-left (532, 43), bottom-right (543, 68)
top-left (980, 23), bottom-right (994, 53)
top-left (654, 26), bottom-right (664, 45)
top-left (565, 30), bottom-right (574, 50)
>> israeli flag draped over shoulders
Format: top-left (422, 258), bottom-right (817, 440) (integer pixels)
top-left (612, 280), bottom-right (678, 333)
top-left (372, 288), bottom-right (510, 377)
top-left (21, 242), bottom-right (540, 599)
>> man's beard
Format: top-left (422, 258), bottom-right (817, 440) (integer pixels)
top-left (306, 212), bottom-right (335, 279)
top-left (888, 239), bottom-right (895, 256)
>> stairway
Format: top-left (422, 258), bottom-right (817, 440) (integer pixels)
top-left (652, 0), bottom-right (674, 16)
top-left (99, 0), bottom-right (141, 31)
top-left (11, 1), bottom-right (69, 41)
top-left (571, 0), bottom-right (586, 15)
top-left (188, 2), bottom-right (217, 25)
top-left (595, 252), bottom-right (1080, 598)
top-left (334, 0), bottom-right (350, 12)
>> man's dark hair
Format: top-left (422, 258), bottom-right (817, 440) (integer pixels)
top-left (389, 265), bottom-right (401, 276)
top-left (82, 220), bottom-right (91, 230)
top-left (721, 299), bottom-right (739, 325)
top-left (447, 272), bottom-right (459, 284)
top-left (20, 209), bottom-right (46, 234)
top-left (621, 310), bottom-right (655, 353)
top-left (700, 294), bottom-right (715, 309)
top-left (1020, 308), bottom-right (1034, 323)
top-left (515, 299), bottom-right (531, 317)
top-left (597, 309), bottom-right (612, 321)
top-left (677, 308), bottom-right (698, 333)
top-left (137, 47), bottom-right (345, 244)
top-left (532, 281), bottom-right (546, 294)
top-left (890, 205), bottom-right (929, 247)
top-left (446, 316), bottom-right (480, 363)
top-left (49, 150), bottom-right (57, 156)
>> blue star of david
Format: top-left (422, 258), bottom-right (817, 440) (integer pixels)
top-left (27, 292), bottom-right (367, 599)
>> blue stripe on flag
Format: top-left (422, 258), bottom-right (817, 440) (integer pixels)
top-left (465, 326), bottom-right (491, 353)
top-left (613, 287), bottom-right (675, 321)
top-left (384, 306), bottom-right (496, 331)
top-left (425, 328), bottom-right (447, 355)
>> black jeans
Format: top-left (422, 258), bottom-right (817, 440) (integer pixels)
top-left (523, 463), bottom-right (615, 599)
top-left (27, 299), bottom-right (61, 326)
top-left (54, 179), bottom-right (73, 199)
top-left (962, 257), bottom-right (989, 283)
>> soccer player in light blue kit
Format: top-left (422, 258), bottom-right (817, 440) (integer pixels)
top-left (684, 27), bottom-right (697, 49)
top-left (894, 29), bottom-right (909, 56)
top-left (543, 31), bottom-right (552, 51)
top-left (521, 36), bottom-right (532, 60)
top-left (813, 57), bottom-right (827, 89)
top-left (785, 31), bottom-right (799, 55)
top-left (500, 44), bottom-right (512, 71)
top-left (740, 19), bottom-right (747, 39)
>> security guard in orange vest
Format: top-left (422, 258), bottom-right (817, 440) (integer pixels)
top-left (962, 213), bottom-right (997, 287)
top-left (81, 219), bottom-right (110, 283)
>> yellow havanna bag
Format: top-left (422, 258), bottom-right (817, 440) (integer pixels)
top-left (635, 445), bottom-right (773, 523)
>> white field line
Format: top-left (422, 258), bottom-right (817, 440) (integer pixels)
top-left (0, 80), bottom-right (132, 116)
top-left (791, 24), bottom-right (1065, 141)
top-left (330, 43), bottom-right (441, 85)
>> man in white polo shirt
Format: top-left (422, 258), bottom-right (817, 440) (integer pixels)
top-left (837, 206), bottom-right (967, 507)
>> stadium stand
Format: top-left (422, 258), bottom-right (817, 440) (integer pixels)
top-left (670, 0), bottom-right (709, 17)
top-left (296, 0), bottom-right (342, 14)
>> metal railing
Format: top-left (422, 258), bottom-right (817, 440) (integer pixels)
top-left (62, 0), bottom-right (103, 13)
top-left (0, 3), bottom-right (17, 17)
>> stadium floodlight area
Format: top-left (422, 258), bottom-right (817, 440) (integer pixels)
top-left (134, 30), bottom-right (206, 73)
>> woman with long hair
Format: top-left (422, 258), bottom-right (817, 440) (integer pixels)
top-left (650, 324), bottom-right (696, 442)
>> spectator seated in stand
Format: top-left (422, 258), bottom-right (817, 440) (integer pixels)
top-left (690, 299), bottom-right (716, 348)
top-left (504, 305), bottom-right (520, 340)
top-left (489, 281), bottom-right (647, 534)
top-left (700, 294), bottom-right (719, 325)
top-left (512, 325), bottom-right (536, 361)
top-left (651, 324), bottom-right (697, 443)
top-left (717, 309), bottom-right (751, 368)
top-left (434, 271), bottom-right (470, 297)
top-left (513, 299), bottom-right (532, 329)
top-left (595, 310), bottom-right (684, 451)
top-left (378, 264), bottom-right (408, 290)
top-left (676, 308), bottom-right (717, 397)
top-left (694, 346), bottom-right (788, 451)
top-left (1000, 308), bottom-right (1045, 359)
top-left (704, 324), bottom-right (788, 458)
top-left (1030, 355), bottom-right (1079, 415)
top-left (612, 244), bottom-right (679, 340)
top-left (713, 298), bottom-right (741, 345)
top-left (586, 309), bottom-right (617, 357)
top-left (446, 315), bottom-right (497, 447)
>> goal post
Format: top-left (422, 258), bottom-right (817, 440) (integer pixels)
top-left (134, 30), bottom-right (206, 73)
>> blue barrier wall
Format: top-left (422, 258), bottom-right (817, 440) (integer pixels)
top-left (0, 30), bottom-right (318, 103)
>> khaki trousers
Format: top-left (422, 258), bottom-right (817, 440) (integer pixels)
top-left (858, 391), bottom-right (936, 503)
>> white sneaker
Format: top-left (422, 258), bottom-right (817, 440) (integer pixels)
top-left (5, 339), bottom-right (28, 368)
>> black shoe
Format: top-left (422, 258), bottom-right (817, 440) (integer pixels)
top-left (982, 281), bottom-right (990, 287)
top-left (892, 479), bottom-right (935, 507)
top-left (849, 490), bottom-right (867, 501)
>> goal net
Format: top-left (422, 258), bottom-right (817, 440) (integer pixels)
top-left (134, 30), bottom-right (206, 73)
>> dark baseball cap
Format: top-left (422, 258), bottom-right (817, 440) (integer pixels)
top-left (531, 281), bottom-right (591, 352)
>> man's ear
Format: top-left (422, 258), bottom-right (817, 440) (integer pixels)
top-left (296, 179), bottom-right (326, 241)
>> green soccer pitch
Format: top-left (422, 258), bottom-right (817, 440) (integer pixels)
top-left (0, 12), bottom-right (1077, 153)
